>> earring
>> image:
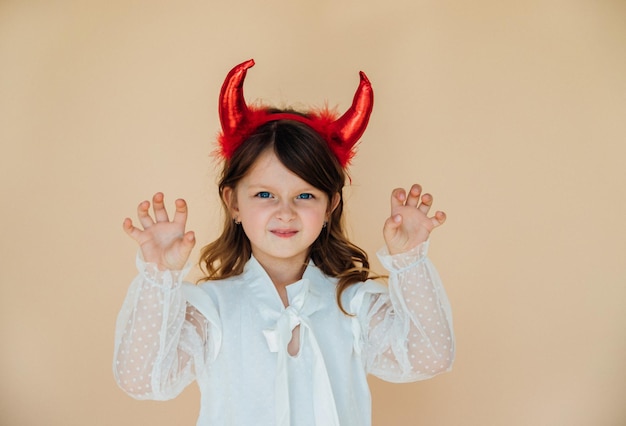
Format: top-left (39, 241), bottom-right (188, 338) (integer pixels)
top-left (322, 221), bottom-right (327, 228)
top-left (234, 217), bottom-right (241, 225)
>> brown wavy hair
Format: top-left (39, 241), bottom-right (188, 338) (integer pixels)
top-left (199, 118), bottom-right (374, 313)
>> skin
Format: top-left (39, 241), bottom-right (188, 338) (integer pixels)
top-left (220, 150), bottom-right (341, 288)
top-left (123, 154), bottom-right (447, 292)
top-left (123, 150), bottom-right (446, 358)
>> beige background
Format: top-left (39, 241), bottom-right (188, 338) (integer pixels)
top-left (1, 0), bottom-right (625, 425)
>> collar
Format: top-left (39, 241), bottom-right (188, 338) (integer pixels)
top-left (244, 256), bottom-right (341, 426)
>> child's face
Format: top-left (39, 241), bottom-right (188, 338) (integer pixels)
top-left (223, 149), bottom-right (338, 269)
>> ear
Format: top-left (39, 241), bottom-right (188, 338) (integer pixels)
top-left (222, 187), bottom-right (239, 219)
top-left (328, 192), bottom-right (341, 215)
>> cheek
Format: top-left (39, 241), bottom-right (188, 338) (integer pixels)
top-left (240, 203), bottom-right (275, 228)
top-left (241, 206), bottom-right (266, 223)
top-left (303, 206), bottom-right (328, 224)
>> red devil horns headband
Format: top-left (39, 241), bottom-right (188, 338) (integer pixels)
top-left (218, 59), bottom-right (374, 167)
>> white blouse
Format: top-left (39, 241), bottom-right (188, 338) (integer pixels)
top-left (113, 241), bottom-right (454, 426)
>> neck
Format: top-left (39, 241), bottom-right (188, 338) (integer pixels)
top-left (253, 255), bottom-right (309, 308)
top-left (254, 255), bottom-right (308, 288)
top-left (268, 262), bottom-right (308, 289)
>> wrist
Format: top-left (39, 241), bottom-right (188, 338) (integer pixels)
top-left (378, 240), bottom-right (430, 271)
top-left (136, 251), bottom-right (191, 288)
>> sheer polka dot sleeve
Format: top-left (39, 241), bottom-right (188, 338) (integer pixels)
top-left (357, 241), bottom-right (455, 383)
top-left (112, 254), bottom-right (210, 400)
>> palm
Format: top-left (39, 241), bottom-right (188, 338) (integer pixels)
top-left (383, 184), bottom-right (446, 255)
top-left (123, 193), bottom-right (195, 270)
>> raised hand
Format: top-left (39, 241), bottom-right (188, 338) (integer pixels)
top-left (122, 192), bottom-right (196, 270)
top-left (383, 184), bottom-right (446, 255)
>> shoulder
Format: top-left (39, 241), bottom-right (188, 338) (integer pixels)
top-left (304, 264), bottom-right (339, 300)
top-left (340, 278), bottom-right (388, 315)
top-left (194, 273), bottom-right (247, 300)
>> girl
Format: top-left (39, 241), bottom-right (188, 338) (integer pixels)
top-left (113, 59), bottom-right (454, 426)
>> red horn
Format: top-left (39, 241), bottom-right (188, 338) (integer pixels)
top-left (219, 59), bottom-right (255, 156)
top-left (217, 60), bottom-right (373, 167)
top-left (327, 71), bottom-right (374, 165)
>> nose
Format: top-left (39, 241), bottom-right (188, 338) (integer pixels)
top-left (276, 199), bottom-right (296, 222)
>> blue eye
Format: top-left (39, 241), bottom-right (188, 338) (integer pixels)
top-left (296, 193), bottom-right (314, 199)
top-left (256, 192), bottom-right (271, 198)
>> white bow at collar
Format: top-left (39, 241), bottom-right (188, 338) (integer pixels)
top-left (262, 278), bottom-right (341, 426)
